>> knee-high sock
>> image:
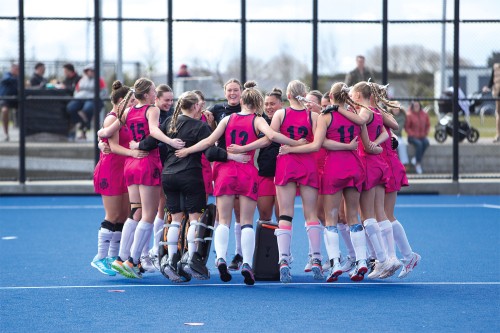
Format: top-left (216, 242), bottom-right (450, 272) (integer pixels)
top-left (275, 224), bottom-right (292, 263)
top-left (305, 222), bottom-right (312, 257)
top-left (241, 225), bottom-right (255, 267)
top-left (166, 221), bottom-right (181, 257)
top-left (365, 230), bottom-right (377, 260)
top-left (379, 219), bottom-right (396, 258)
top-left (118, 218), bottom-right (138, 260)
top-left (391, 220), bottom-right (413, 260)
top-left (187, 222), bottom-right (196, 259)
top-left (108, 223), bottom-right (122, 258)
top-left (349, 224), bottom-right (367, 261)
top-left (152, 214), bottom-right (165, 252)
top-left (214, 224), bottom-right (229, 261)
top-left (234, 222), bottom-right (242, 256)
top-left (96, 224), bottom-right (113, 260)
top-left (364, 218), bottom-right (387, 262)
top-left (130, 221), bottom-right (153, 264)
top-left (338, 223), bottom-right (356, 259)
top-left (306, 221), bottom-right (322, 260)
top-left (323, 226), bottom-right (340, 262)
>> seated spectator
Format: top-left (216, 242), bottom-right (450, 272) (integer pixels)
top-left (405, 101), bottom-right (430, 174)
top-left (29, 62), bottom-right (48, 88)
top-left (176, 64), bottom-right (191, 78)
top-left (60, 63), bottom-right (81, 94)
top-left (0, 63), bottom-right (19, 141)
top-left (66, 64), bottom-right (106, 141)
top-left (389, 104), bottom-right (410, 170)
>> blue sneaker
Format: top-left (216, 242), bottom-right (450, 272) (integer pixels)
top-left (279, 259), bottom-right (292, 284)
top-left (241, 263), bottom-right (255, 286)
top-left (91, 257), bottom-right (116, 276)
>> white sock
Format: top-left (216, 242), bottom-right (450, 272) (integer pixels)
top-left (152, 214), bottom-right (165, 251)
top-left (275, 228), bottom-right (292, 263)
top-left (379, 219), bottom-right (396, 258)
top-left (166, 221), bottom-right (181, 258)
top-left (349, 224), bottom-right (367, 261)
top-left (234, 222), bottom-right (242, 256)
top-left (141, 228), bottom-right (152, 257)
top-left (364, 218), bottom-right (387, 262)
top-left (96, 227), bottom-right (113, 260)
top-left (187, 222), bottom-right (197, 259)
top-left (241, 225), bottom-right (255, 267)
top-left (108, 230), bottom-right (121, 257)
top-left (118, 218), bottom-right (138, 260)
top-left (214, 224), bottom-right (229, 261)
top-left (323, 226), bottom-right (340, 261)
top-left (306, 221), bottom-right (322, 260)
top-left (130, 221), bottom-right (153, 264)
top-left (365, 231), bottom-right (377, 260)
top-left (392, 220), bottom-right (413, 260)
top-left (338, 223), bottom-right (356, 258)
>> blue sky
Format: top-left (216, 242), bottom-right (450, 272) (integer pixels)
top-left (0, 0), bottom-right (498, 75)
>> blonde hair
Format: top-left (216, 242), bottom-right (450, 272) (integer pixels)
top-left (286, 80), bottom-right (308, 102)
top-left (117, 78), bottom-right (154, 122)
top-left (168, 91), bottom-right (200, 135)
top-left (241, 80), bottom-right (264, 116)
top-left (369, 82), bottom-right (400, 113)
top-left (329, 82), bottom-right (367, 112)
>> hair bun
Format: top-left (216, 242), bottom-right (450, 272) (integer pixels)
top-left (244, 80), bottom-right (257, 89)
top-left (112, 80), bottom-right (123, 91)
top-left (271, 87), bottom-right (282, 96)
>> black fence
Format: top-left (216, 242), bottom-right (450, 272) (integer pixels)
top-left (0, 0), bottom-right (498, 184)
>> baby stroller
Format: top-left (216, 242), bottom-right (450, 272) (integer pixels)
top-left (434, 87), bottom-right (480, 143)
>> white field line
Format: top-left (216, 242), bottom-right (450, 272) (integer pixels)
top-left (1, 281), bottom-right (499, 291)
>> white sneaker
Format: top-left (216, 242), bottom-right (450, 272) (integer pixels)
top-left (304, 255), bottom-right (313, 272)
top-left (411, 157), bottom-right (416, 165)
top-left (340, 256), bottom-right (356, 273)
top-left (140, 255), bottom-right (156, 273)
top-left (380, 257), bottom-right (402, 279)
top-left (148, 248), bottom-right (160, 270)
top-left (326, 261), bottom-right (343, 282)
top-left (415, 164), bottom-right (423, 174)
top-left (398, 252), bottom-right (421, 279)
top-left (322, 259), bottom-right (332, 271)
top-left (367, 259), bottom-right (393, 279)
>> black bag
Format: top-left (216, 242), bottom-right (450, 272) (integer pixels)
top-left (253, 221), bottom-right (280, 281)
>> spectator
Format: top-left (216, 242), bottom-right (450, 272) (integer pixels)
top-left (29, 62), bottom-right (47, 88)
top-left (0, 63), bottom-right (19, 141)
top-left (66, 64), bottom-right (106, 141)
top-left (176, 64), bottom-right (191, 78)
top-left (60, 63), bottom-right (81, 94)
top-left (389, 104), bottom-right (410, 170)
top-left (405, 101), bottom-right (430, 174)
top-left (345, 55), bottom-right (375, 87)
top-left (483, 63), bottom-right (500, 143)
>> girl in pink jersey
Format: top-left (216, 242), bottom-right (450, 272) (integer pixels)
top-left (176, 81), bottom-right (303, 285)
top-left (337, 81), bottom-right (394, 279)
top-left (98, 78), bottom-right (185, 279)
top-left (372, 84), bottom-right (421, 278)
top-left (91, 80), bottom-right (148, 276)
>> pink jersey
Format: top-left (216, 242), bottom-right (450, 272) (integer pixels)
top-left (320, 112), bottom-right (365, 195)
top-left (381, 126), bottom-right (408, 193)
top-left (358, 107), bottom-right (389, 191)
top-left (124, 105), bottom-right (162, 186)
top-left (93, 112), bottom-right (129, 196)
top-left (200, 113), bottom-right (213, 195)
top-left (213, 113), bottom-right (259, 200)
top-left (275, 107), bottom-right (319, 188)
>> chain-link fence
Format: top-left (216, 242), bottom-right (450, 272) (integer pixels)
top-left (0, 0), bottom-right (498, 184)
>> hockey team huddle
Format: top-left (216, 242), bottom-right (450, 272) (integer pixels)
top-left (91, 76), bottom-right (421, 286)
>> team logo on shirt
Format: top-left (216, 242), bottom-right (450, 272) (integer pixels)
top-left (100, 178), bottom-right (109, 189)
top-left (153, 168), bottom-right (161, 179)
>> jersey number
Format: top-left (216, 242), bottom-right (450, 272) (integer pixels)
top-left (286, 126), bottom-right (308, 139)
top-left (230, 130), bottom-right (249, 146)
top-left (338, 125), bottom-right (355, 143)
top-left (130, 123), bottom-right (146, 141)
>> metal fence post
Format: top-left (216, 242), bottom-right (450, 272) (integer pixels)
top-left (312, 0), bottom-right (318, 90)
top-left (241, 0), bottom-right (246, 83)
top-left (382, 0), bottom-right (388, 84)
top-left (452, 0), bottom-right (459, 181)
top-left (94, 0), bottom-right (101, 166)
top-left (18, 0), bottom-right (26, 184)
top-left (168, 0), bottom-right (173, 88)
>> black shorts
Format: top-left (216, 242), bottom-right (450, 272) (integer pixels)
top-left (162, 168), bottom-right (206, 214)
top-left (0, 100), bottom-right (17, 109)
